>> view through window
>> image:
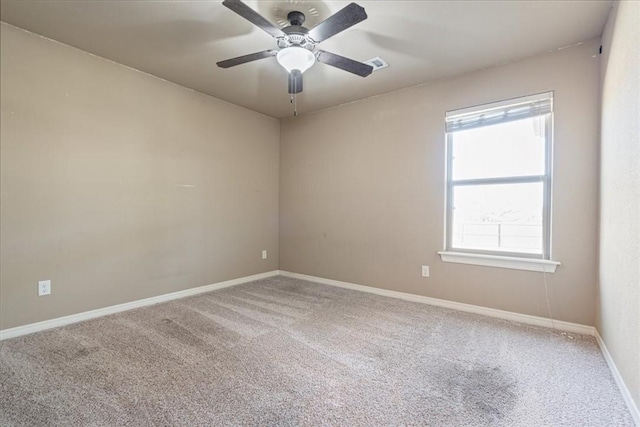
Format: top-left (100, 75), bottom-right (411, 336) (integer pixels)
top-left (445, 93), bottom-right (553, 258)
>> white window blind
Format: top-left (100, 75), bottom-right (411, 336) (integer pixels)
top-left (445, 92), bottom-right (553, 133)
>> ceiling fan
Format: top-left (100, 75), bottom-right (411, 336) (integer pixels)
top-left (217, 0), bottom-right (373, 114)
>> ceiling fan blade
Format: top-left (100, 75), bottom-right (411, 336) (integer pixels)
top-left (288, 70), bottom-right (303, 94)
top-left (217, 50), bottom-right (278, 68)
top-left (222, 0), bottom-right (285, 38)
top-left (308, 3), bottom-right (367, 43)
top-left (315, 50), bottom-right (373, 77)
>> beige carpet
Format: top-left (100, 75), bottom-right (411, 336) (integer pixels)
top-left (0, 276), bottom-right (634, 426)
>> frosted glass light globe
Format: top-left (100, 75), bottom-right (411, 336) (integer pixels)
top-left (276, 47), bottom-right (316, 73)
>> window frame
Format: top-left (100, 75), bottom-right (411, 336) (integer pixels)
top-left (444, 93), bottom-right (554, 260)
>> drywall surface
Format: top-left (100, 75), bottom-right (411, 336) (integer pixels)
top-left (0, 23), bottom-right (280, 329)
top-left (280, 39), bottom-right (601, 326)
top-left (598, 0), bottom-right (640, 410)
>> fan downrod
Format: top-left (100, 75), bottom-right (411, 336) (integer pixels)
top-left (287, 11), bottom-right (306, 26)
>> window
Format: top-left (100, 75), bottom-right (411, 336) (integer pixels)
top-left (440, 92), bottom-right (560, 272)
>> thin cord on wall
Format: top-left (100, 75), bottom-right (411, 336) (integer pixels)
top-left (542, 266), bottom-right (556, 329)
top-left (542, 249), bottom-right (575, 340)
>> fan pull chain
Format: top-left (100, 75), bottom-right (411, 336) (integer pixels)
top-left (291, 77), bottom-right (298, 117)
top-left (293, 92), bottom-right (297, 117)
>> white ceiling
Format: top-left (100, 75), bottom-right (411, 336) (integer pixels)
top-left (1, 0), bottom-right (612, 118)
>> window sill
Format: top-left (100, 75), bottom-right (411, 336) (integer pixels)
top-left (438, 251), bottom-right (560, 273)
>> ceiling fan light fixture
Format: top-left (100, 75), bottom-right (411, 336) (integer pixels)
top-left (276, 47), bottom-right (316, 73)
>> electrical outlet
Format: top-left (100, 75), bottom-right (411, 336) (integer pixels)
top-left (262, 250), bottom-right (267, 260)
top-left (421, 266), bottom-right (430, 278)
top-left (38, 280), bottom-right (51, 296)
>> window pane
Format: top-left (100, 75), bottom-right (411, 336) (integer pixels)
top-left (451, 116), bottom-right (546, 180)
top-left (451, 182), bottom-right (544, 255)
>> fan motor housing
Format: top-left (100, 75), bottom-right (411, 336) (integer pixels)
top-left (278, 25), bottom-right (316, 50)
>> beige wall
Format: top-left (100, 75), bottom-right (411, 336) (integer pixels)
top-left (280, 39), bottom-right (601, 326)
top-left (0, 23), bottom-right (280, 329)
top-left (598, 0), bottom-right (640, 411)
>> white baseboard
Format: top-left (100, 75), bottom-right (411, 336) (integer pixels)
top-left (279, 270), bottom-right (595, 336)
top-left (595, 330), bottom-right (640, 426)
top-left (0, 270), bottom-right (279, 341)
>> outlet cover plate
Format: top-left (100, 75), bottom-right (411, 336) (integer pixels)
top-left (421, 266), bottom-right (430, 277)
top-left (38, 280), bottom-right (51, 296)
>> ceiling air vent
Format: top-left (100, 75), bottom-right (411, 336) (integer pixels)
top-left (364, 57), bottom-right (389, 72)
